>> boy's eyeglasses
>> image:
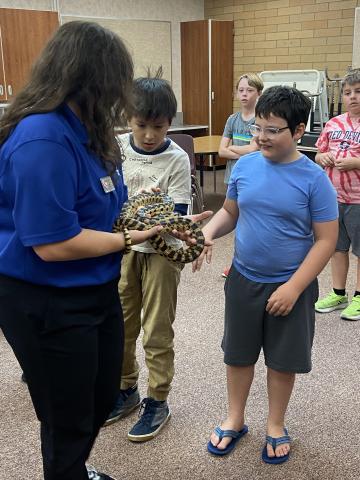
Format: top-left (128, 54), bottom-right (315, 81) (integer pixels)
top-left (249, 125), bottom-right (290, 138)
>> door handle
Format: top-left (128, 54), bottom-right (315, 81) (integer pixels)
top-left (7, 84), bottom-right (12, 96)
top-left (0, 84), bottom-right (3, 96)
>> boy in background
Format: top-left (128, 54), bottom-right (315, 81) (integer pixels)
top-left (315, 69), bottom-right (360, 321)
top-left (218, 73), bottom-right (263, 278)
top-left (105, 69), bottom-right (191, 442)
top-left (194, 86), bottom-right (338, 463)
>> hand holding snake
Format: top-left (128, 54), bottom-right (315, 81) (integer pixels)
top-left (113, 192), bottom-right (212, 263)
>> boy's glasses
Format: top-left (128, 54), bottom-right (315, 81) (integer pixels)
top-left (249, 125), bottom-right (290, 138)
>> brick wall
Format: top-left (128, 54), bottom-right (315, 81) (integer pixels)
top-left (204, 0), bottom-right (360, 110)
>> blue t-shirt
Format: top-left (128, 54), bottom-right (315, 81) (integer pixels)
top-left (0, 104), bottom-right (128, 287)
top-left (227, 151), bottom-right (338, 283)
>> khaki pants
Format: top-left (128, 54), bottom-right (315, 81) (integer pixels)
top-left (119, 251), bottom-right (182, 400)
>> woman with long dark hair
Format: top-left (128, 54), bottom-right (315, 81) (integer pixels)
top-left (0, 21), bottom-right (161, 480)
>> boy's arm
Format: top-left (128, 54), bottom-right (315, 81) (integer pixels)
top-left (219, 136), bottom-right (257, 160)
top-left (228, 137), bottom-right (258, 156)
top-left (192, 198), bottom-right (238, 271)
top-left (315, 124), bottom-right (335, 167)
top-left (266, 219), bottom-right (338, 317)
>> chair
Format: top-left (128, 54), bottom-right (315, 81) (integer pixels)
top-left (167, 133), bottom-right (204, 214)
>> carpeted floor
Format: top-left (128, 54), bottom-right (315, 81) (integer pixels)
top-left (1, 169), bottom-right (359, 480)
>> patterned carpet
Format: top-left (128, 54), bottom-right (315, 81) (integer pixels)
top-left (1, 170), bottom-right (359, 479)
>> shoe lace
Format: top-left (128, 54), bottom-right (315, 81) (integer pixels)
top-left (87, 465), bottom-right (102, 480)
top-left (137, 398), bottom-right (157, 425)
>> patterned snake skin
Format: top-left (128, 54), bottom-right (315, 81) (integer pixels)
top-left (113, 192), bottom-right (205, 263)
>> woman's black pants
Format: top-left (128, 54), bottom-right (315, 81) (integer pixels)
top-left (0, 274), bottom-right (124, 480)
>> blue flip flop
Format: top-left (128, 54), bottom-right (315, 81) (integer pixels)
top-left (262, 427), bottom-right (291, 464)
top-left (207, 425), bottom-right (248, 456)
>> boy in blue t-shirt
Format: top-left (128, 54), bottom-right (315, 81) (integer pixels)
top-left (194, 86), bottom-right (338, 464)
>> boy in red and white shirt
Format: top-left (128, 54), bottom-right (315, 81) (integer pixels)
top-left (315, 69), bottom-right (360, 320)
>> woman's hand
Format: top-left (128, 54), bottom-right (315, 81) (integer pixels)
top-left (129, 225), bottom-right (163, 245)
top-left (266, 282), bottom-right (301, 317)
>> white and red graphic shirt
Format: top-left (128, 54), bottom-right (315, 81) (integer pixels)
top-left (316, 112), bottom-right (360, 203)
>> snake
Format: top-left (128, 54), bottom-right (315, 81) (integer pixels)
top-left (113, 192), bottom-right (205, 263)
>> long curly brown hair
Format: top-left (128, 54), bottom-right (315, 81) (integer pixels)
top-left (0, 21), bottom-right (134, 170)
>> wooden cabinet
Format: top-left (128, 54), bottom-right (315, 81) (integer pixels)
top-left (0, 8), bottom-right (59, 101)
top-left (180, 19), bottom-right (234, 136)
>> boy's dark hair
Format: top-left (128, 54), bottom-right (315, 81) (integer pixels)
top-left (255, 85), bottom-right (311, 135)
top-left (130, 66), bottom-right (177, 122)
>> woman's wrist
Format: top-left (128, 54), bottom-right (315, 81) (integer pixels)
top-left (122, 228), bottom-right (132, 253)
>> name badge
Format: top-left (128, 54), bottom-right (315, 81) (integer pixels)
top-left (100, 176), bottom-right (115, 193)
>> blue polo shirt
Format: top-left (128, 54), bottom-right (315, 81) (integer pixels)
top-left (0, 104), bottom-right (128, 287)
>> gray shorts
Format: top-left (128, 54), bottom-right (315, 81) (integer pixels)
top-left (222, 267), bottom-right (319, 373)
top-left (336, 203), bottom-right (360, 257)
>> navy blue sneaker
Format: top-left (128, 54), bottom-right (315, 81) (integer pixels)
top-left (127, 397), bottom-right (170, 442)
top-left (87, 464), bottom-right (117, 480)
top-left (104, 385), bottom-right (140, 426)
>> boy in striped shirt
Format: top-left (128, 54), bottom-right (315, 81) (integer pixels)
top-left (315, 69), bottom-right (360, 320)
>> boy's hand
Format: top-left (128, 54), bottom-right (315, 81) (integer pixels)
top-left (186, 210), bottom-right (213, 224)
top-left (136, 187), bottom-right (161, 194)
top-left (334, 157), bottom-right (360, 171)
top-left (317, 152), bottom-right (335, 167)
top-left (266, 282), bottom-right (301, 317)
top-left (171, 210), bottom-right (213, 244)
top-left (192, 238), bottom-right (214, 272)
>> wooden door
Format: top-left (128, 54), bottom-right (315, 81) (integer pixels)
top-left (181, 20), bottom-right (209, 126)
top-left (0, 8), bottom-right (59, 99)
top-left (0, 26), bottom-right (6, 101)
top-left (210, 20), bottom-right (233, 135)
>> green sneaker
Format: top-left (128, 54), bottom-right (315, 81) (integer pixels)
top-left (341, 296), bottom-right (360, 321)
top-left (315, 291), bottom-right (348, 313)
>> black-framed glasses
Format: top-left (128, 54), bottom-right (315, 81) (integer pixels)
top-left (249, 125), bottom-right (290, 138)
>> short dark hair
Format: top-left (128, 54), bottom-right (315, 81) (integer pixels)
top-left (255, 85), bottom-right (311, 135)
top-left (130, 66), bottom-right (177, 122)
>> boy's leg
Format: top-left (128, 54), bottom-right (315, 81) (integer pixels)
top-left (118, 251), bottom-right (143, 389)
top-left (141, 253), bottom-right (182, 400)
top-left (331, 251), bottom-right (349, 289)
top-left (315, 204), bottom-right (350, 312)
top-left (210, 267), bottom-right (265, 450)
top-left (264, 278), bottom-right (318, 459)
top-left (210, 364), bottom-right (254, 450)
top-left (331, 203), bottom-right (350, 289)
top-left (266, 368), bottom-right (295, 458)
top-left (356, 257), bottom-right (360, 291)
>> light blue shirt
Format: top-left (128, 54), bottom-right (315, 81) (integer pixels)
top-left (227, 151), bottom-right (338, 283)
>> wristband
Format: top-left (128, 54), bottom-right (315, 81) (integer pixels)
top-left (123, 228), bottom-right (132, 253)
